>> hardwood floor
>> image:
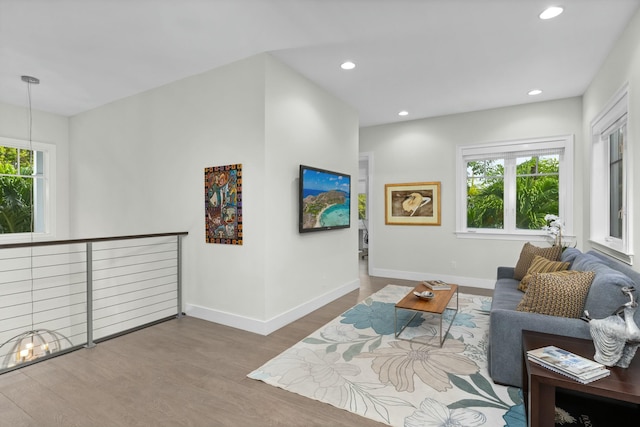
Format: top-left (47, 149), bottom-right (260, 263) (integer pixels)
top-left (0, 260), bottom-right (492, 427)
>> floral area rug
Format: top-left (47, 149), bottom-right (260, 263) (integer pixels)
top-left (248, 285), bottom-right (526, 427)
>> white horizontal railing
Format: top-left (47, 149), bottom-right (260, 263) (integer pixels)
top-left (0, 232), bottom-right (187, 373)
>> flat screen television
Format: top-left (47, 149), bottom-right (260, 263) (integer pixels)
top-left (299, 165), bottom-right (351, 233)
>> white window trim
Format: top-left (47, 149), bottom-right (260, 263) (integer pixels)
top-left (0, 136), bottom-right (56, 243)
top-left (456, 135), bottom-right (574, 241)
top-left (589, 83), bottom-right (633, 265)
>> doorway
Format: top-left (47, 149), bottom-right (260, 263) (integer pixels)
top-left (359, 153), bottom-right (372, 273)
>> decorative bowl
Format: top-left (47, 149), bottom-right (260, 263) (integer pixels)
top-left (413, 290), bottom-right (435, 300)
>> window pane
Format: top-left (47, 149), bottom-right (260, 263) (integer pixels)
top-left (0, 175), bottom-right (33, 233)
top-left (467, 160), bottom-right (504, 229)
top-left (609, 128), bottom-right (624, 239)
top-left (0, 146), bottom-right (19, 174)
top-left (515, 155), bottom-right (559, 230)
top-left (0, 145), bottom-right (36, 234)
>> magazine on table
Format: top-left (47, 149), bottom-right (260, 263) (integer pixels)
top-left (422, 280), bottom-right (451, 290)
top-left (527, 345), bottom-right (609, 384)
top-left (528, 356), bottom-right (610, 384)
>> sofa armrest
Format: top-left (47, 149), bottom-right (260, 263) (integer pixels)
top-left (488, 309), bottom-right (591, 388)
top-left (497, 266), bottom-right (515, 280)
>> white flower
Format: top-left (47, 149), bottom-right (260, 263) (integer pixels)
top-left (550, 220), bottom-right (564, 230)
top-left (321, 324), bottom-right (360, 342)
top-left (405, 398), bottom-right (486, 427)
top-left (542, 214), bottom-right (567, 247)
top-left (543, 216), bottom-right (564, 232)
top-left (262, 348), bottom-right (360, 407)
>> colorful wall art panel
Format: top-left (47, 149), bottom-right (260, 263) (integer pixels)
top-left (205, 164), bottom-right (242, 245)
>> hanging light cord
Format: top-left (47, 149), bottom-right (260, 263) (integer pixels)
top-left (22, 76), bottom-right (39, 334)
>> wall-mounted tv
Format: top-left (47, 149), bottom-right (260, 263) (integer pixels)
top-left (299, 165), bottom-right (351, 233)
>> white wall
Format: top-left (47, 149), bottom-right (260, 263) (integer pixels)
top-left (360, 97), bottom-right (584, 287)
top-left (70, 54), bottom-right (269, 323)
top-left (263, 56), bottom-right (359, 320)
top-left (68, 54), bottom-right (359, 334)
top-left (0, 102), bottom-right (70, 240)
top-left (583, 7), bottom-right (640, 262)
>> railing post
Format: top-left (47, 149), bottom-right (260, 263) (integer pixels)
top-left (86, 242), bottom-right (95, 348)
top-left (177, 235), bottom-right (184, 318)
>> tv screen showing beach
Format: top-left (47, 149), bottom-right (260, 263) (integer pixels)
top-left (299, 165), bottom-right (351, 233)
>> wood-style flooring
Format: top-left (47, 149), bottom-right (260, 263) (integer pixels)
top-left (0, 260), bottom-right (492, 427)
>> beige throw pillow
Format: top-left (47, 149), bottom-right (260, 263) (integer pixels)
top-left (518, 255), bottom-right (570, 292)
top-left (516, 271), bottom-right (595, 318)
top-left (513, 242), bottom-right (562, 280)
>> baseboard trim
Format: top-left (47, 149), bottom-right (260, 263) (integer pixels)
top-left (370, 268), bottom-right (494, 290)
top-left (185, 279), bottom-right (361, 336)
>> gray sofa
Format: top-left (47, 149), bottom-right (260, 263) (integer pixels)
top-left (488, 247), bottom-right (640, 388)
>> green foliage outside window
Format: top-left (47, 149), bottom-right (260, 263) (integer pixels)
top-left (467, 160), bottom-right (504, 229)
top-left (467, 156), bottom-right (559, 230)
top-left (0, 146), bottom-right (33, 233)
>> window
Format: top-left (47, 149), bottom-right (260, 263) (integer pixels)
top-left (456, 135), bottom-right (573, 240)
top-left (590, 84), bottom-right (632, 264)
top-left (0, 137), bottom-right (55, 240)
top-left (609, 126), bottom-right (624, 239)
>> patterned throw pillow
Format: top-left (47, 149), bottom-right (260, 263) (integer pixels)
top-left (513, 242), bottom-right (562, 280)
top-left (516, 271), bottom-right (595, 318)
top-left (518, 255), bottom-right (570, 292)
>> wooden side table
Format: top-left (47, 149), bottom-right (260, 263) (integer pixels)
top-left (522, 330), bottom-right (640, 427)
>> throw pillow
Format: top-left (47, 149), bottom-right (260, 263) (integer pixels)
top-left (518, 255), bottom-right (570, 292)
top-left (513, 242), bottom-right (562, 280)
top-left (516, 271), bottom-right (595, 318)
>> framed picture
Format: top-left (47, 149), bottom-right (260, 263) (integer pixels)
top-left (205, 164), bottom-right (242, 244)
top-left (385, 182), bottom-right (441, 225)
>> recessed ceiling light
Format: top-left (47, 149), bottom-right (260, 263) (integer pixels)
top-left (340, 61), bottom-right (356, 70)
top-left (398, 111), bottom-right (409, 116)
top-left (539, 6), bottom-right (564, 20)
top-left (528, 89), bottom-right (543, 96)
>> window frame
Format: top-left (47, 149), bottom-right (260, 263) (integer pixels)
top-left (589, 83), bottom-right (632, 264)
top-left (0, 136), bottom-right (56, 243)
top-left (456, 135), bottom-right (574, 241)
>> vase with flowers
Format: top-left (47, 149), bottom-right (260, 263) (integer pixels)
top-left (541, 214), bottom-right (572, 249)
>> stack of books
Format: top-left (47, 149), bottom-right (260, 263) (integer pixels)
top-left (527, 346), bottom-right (610, 384)
top-left (422, 280), bottom-right (451, 290)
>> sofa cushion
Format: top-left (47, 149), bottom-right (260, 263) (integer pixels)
top-left (569, 253), bottom-right (636, 320)
top-left (560, 247), bottom-right (582, 266)
top-left (586, 250), bottom-right (640, 325)
top-left (491, 277), bottom-right (525, 311)
top-left (518, 255), bottom-right (570, 292)
top-left (516, 271), bottom-right (595, 318)
top-left (513, 242), bottom-right (562, 280)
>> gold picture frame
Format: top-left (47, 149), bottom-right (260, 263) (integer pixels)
top-left (385, 182), bottom-right (441, 225)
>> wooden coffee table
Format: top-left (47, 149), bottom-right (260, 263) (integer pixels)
top-left (394, 283), bottom-right (458, 346)
top-left (522, 330), bottom-right (640, 427)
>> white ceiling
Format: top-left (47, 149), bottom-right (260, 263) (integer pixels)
top-left (1, 0), bottom-right (639, 127)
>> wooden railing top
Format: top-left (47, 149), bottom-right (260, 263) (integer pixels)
top-left (0, 232), bottom-right (188, 250)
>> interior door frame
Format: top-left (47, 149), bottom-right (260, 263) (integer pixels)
top-left (359, 152), bottom-right (373, 276)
